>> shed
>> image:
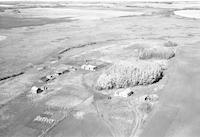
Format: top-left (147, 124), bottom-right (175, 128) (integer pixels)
top-left (81, 64), bottom-right (97, 71)
top-left (114, 88), bottom-right (134, 98)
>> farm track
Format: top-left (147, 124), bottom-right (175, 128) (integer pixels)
top-left (81, 73), bottom-right (139, 137)
top-left (81, 73), bottom-right (119, 137)
top-left (127, 99), bottom-right (142, 137)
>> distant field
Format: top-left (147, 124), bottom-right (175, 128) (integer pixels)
top-left (174, 10), bottom-right (200, 19)
top-left (0, 16), bottom-right (70, 29)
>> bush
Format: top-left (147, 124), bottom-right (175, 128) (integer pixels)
top-left (96, 61), bottom-right (165, 90)
top-left (164, 41), bottom-right (178, 47)
top-left (138, 46), bottom-right (175, 60)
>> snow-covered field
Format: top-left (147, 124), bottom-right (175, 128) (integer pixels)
top-left (0, 35), bottom-right (6, 41)
top-left (3, 8), bottom-right (145, 19)
top-left (126, 2), bottom-right (200, 9)
top-left (174, 10), bottom-right (200, 19)
top-left (0, 4), bottom-right (14, 7)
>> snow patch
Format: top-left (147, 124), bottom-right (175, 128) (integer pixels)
top-left (4, 8), bottom-right (144, 20)
top-left (0, 36), bottom-right (6, 41)
top-left (174, 10), bottom-right (200, 19)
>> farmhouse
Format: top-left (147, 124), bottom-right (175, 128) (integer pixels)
top-left (81, 64), bottom-right (97, 71)
top-left (114, 88), bottom-right (134, 98)
top-left (30, 86), bottom-right (47, 94)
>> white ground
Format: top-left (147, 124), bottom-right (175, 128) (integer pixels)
top-left (0, 35), bottom-right (6, 41)
top-left (124, 1), bottom-right (200, 9)
top-left (0, 36), bottom-right (6, 41)
top-left (0, 4), bottom-right (14, 7)
top-left (174, 10), bottom-right (200, 19)
top-left (3, 8), bottom-right (145, 19)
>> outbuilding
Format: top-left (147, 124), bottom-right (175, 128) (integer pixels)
top-left (30, 86), bottom-right (47, 94)
top-left (114, 88), bottom-right (134, 98)
top-left (81, 64), bottom-right (97, 71)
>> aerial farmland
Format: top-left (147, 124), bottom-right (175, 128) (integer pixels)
top-left (0, 1), bottom-right (200, 137)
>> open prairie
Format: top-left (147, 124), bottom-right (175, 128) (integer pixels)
top-left (0, 1), bottom-right (200, 137)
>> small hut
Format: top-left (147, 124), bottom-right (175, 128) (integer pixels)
top-left (81, 64), bottom-right (97, 71)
